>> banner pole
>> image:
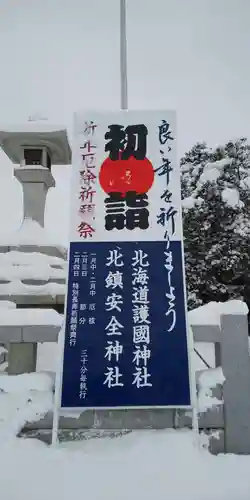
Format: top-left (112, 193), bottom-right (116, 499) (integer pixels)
top-left (120, 0), bottom-right (128, 110)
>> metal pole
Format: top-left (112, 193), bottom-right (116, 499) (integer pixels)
top-left (120, 0), bottom-right (128, 110)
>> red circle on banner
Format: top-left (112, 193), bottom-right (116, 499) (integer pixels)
top-left (99, 156), bottom-right (154, 195)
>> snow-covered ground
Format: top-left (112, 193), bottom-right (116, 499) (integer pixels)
top-left (0, 430), bottom-right (249, 500)
top-left (0, 399), bottom-right (250, 500)
top-left (0, 352), bottom-right (247, 499)
top-left (0, 279), bottom-right (249, 498)
top-left (0, 369), bottom-right (249, 500)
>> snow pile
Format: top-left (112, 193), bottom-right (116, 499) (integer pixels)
top-left (220, 299), bottom-right (248, 315)
top-left (182, 157), bottom-right (238, 210)
top-left (37, 342), bottom-right (59, 372)
top-left (0, 280), bottom-right (65, 296)
top-left (198, 158), bottom-right (231, 186)
top-left (0, 249), bottom-right (67, 297)
top-left (0, 308), bottom-right (62, 326)
top-left (0, 372), bottom-right (53, 441)
top-left (240, 175), bottom-right (250, 189)
top-left (182, 196), bottom-right (203, 209)
top-left (0, 430), bottom-right (249, 500)
top-left (222, 187), bottom-right (244, 208)
top-left (234, 212), bottom-right (250, 237)
top-left (197, 368), bottom-right (225, 413)
top-left (0, 300), bottom-right (16, 309)
top-left (0, 345), bottom-right (7, 355)
top-left (188, 299), bottom-right (248, 326)
top-left (0, 218), bottom-right (66, 249)
top-left (0, 121), bottom-right (68, 134)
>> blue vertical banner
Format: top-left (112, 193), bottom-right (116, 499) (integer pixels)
top-left (61, 110), bottom-right (192, 409)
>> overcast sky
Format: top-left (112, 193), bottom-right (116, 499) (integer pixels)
top-left (0, 0), bottom-right (249, 239)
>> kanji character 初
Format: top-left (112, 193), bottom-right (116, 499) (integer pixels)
top-left (132, 366), bottom-right (152, 388)
top-left (105, 270), bottom-right (123, 290)
top-left (154, 153), bottom-right (173, 182)
top-left (105, 340), bottom-right (123, 362)
top-left (106, 249), bottom-right (124, 267)
top-left (104, 124), bottom-right (148, 160)
top-left (103, 366), bottom-right (124, 388)
top-left (105, 293), bottom-right (123, 312)
top-left (77, 222), bottom-right (95, 238)
top-left (105, 316), bottom-right (124, 336)
top-left (132, 249), bottom-right (149, 267)
top-left (132, 267), bottom-right (149, 286)
top-left (132, 304), bottom-right (150, 324)
top-left (133, 345), bottom-right (151, 366)
top-left (133, 324), bottom-right (150, 344)
top-left (158, 120), bottom-right (174, 145)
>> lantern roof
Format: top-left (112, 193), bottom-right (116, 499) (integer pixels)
top-left (0, 118), bottom-right (71, 165)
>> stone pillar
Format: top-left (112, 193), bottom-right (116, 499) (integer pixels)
top-left (14, 167), bottom-right (55, 227)
top-left (8, 342), bottom-right (37, 375)
top-left (221, 311), bottom-right (250, 454)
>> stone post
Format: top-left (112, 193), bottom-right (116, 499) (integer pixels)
top-left (221, 311), bottom-right (250, 454)
top-left (8, 342), bottom-right (37, 375)
top-left (14, 167), bottom-right (55, 227)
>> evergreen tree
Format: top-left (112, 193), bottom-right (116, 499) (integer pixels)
top-left (182, 138), bottom-right (250, 311)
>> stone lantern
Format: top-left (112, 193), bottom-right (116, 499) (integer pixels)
top-left (0, 117), bottom-right (71, 227)
top-left (0, 118), bottom-right (71, 376)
